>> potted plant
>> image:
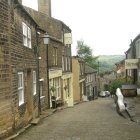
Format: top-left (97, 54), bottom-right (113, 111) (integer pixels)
top-left (50, 86), bottom-right (56, 92)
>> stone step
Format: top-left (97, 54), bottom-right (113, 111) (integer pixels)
top-left (30, 118), bottom-right (40, 125)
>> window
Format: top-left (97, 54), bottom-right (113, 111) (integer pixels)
top-left (22, 22), bottom-right (32, 48)
top-left (55, 77), bottom-right (61, 99)
top-left (68, 57), bottom-right (71, 71)
top-left (64, 78), bottom-right (70, 99)
top-left (128, 69), bottom-right (132, 77)
top-left (62, 56), bottom-right (64, 71)
top-left (53, 47), bottom-right (57, 65)
top-left (40, 84), bottom-right (43, 97)
top-left (66, 57), bottom-right (68, 71)
top-left (33, 71), bottom-right (36, 95)
top-left (49, 77), bottom-right (61, 99)
top-left (18, 72), bottom-right (24, 106)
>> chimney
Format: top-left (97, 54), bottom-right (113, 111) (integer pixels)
top-left (38, 0), bottom-right (51, 17)
top-left (18, 0), bottom-right (22, 4)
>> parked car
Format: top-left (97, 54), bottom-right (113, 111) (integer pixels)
top-left (99, 91), bottom-right (110, 97)
top-left (105, 91), bottom-right (110, 97)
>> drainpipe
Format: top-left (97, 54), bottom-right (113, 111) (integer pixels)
top-left (36, 31), bottom-right (41, 115)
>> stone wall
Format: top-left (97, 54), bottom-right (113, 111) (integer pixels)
top-left (10, 1), bottom-right (39, 130)
top-left (0, 0), bottom-right (40, 138)
top-left (0, 0), bottom-right (13, 138)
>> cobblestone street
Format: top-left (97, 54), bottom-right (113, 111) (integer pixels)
top-left (13, 98), bottom-right (140, 140)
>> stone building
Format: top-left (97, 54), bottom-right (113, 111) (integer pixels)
top-left (0, 0), bottom-right (44, 138)
top-left (72, 56), bottom-right (85, 103)
top-left (0, 0), bottom-right (73, 138)
top-left (24, 1), bottom-right (73, 108)
top-left (84, 64), bottom-right (98, 100)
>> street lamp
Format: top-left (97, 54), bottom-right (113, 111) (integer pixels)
top-left (43, 32), bottom-right (50, 108)
top-left (43, 32), bottom-right (50, 44)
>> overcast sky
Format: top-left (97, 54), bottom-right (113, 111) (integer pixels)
top-left (22, 0), bottom-right (140, 56)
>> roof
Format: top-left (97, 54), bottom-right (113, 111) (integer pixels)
top-left (23, 6), bottom-right (71, 38)
top-left (14, 0), bottom-right (39, 28)
top-left (85, 64), bottom-right (97, 74)
top-left (72, 56), bottom-right (85, 62)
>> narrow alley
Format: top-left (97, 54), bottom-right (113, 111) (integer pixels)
top-left (12, 98), bottom-right (140, 140)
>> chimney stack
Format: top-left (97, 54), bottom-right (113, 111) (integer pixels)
top-left (38, 0), bottom-right (51, 17)
top-left (18, 0), bottom-right (22, 4)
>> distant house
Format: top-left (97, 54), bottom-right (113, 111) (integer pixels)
top-left (84, 64), bottom-right (98, 101)
top-left (72, 56), bottom-right (85, 103)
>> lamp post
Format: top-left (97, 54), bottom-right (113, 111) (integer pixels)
top-left (43, 32), bottom-right (50, 108)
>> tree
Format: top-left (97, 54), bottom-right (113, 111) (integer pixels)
top-left (76, 40), bottom-right (98, 68)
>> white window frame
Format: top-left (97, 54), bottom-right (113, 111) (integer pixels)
top-left (50, 78), bottom-right (61, 99)
top-left (28, 27), bottom-right (32, 48)
top-left (18, 72), bottom-right (24, 106)
top-left (62, 55), bottom-right (64, 71)
top-left (68, 57), bottom-right (70, 71)
top-left (22, 22), bottom-right (27, 46)
top-left (55, 77), bottom-right (61, 99)
top-left (33, 71), bottom-right (36, 95)
top-left (22, 22), bottom-right (32, 48)
top-left (53, 48), bottom-right (58, 65)
top-left (66, 57), bottom-right (68, 71)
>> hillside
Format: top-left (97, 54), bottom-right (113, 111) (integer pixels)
top-left (97, 55), bottom-right (125, 73)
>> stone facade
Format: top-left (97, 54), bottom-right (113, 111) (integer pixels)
top-left (0, 0), bottom-right (73, 138)
top-left (72, 56), bottom-right (85, 103)
top-left (0, 0), bottom-right (13, 137)
top-left (85, 64), bottom-right (98, 100)
top-left (24, 6), bottom-right (73, 107)
top-left (0, 0), bottom-right (41, 138)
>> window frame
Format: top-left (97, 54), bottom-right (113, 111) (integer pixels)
top-left (22, 22), bottom-right (32, 48)
top-left (53, 47), bottom-right (58, 65)
top-left (33, 71), bottom-right (37, 95)
top-left (18, 72), bottom-right (24, 106)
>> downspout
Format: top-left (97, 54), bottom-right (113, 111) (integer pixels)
top-left (36, 30), bottom-right (41, 115)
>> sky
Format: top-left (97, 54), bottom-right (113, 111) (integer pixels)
top-left (22, 0), bottom-right (140, 56)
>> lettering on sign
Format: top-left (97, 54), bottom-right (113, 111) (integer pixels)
top-left (64, 33), bottom-right (72, 45)
top-left (125, 59), bottom-right (139, 69)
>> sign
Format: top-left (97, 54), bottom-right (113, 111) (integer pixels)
top-left (125, 59), bottom-right (138, 69)
top-left (64, 33), bottom-right (72, 45)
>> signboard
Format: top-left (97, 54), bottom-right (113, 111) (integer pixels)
top-left (125, 59), bottom-right (139, 69)
top-left (64, 33), bottom-right (72, 45)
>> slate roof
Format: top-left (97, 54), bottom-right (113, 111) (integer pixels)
top-left (85, 64), bottom-right (97, 74)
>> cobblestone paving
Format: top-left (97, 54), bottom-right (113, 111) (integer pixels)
top-left (14, 98), bottom-right (140, 140)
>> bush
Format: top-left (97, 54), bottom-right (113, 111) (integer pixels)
top-left (109, 77), bottom-right (132, 95)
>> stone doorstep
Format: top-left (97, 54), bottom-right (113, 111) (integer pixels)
top-left (30, 118), bottom-right (40, 125)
